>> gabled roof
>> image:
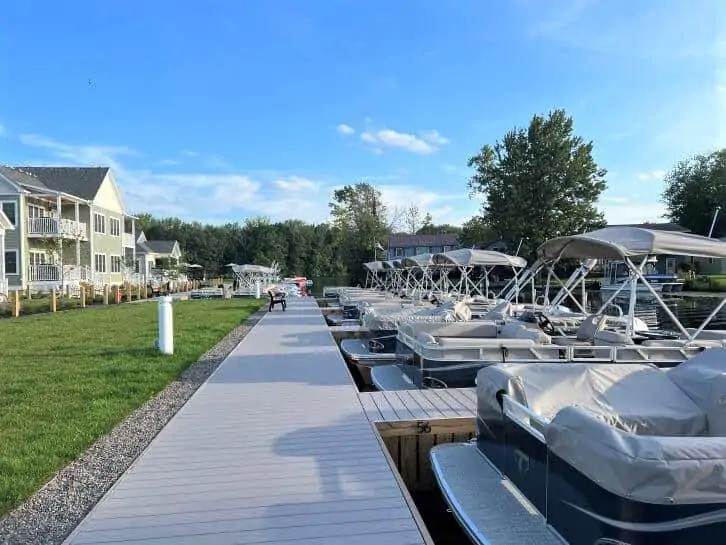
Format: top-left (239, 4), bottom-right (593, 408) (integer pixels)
top-left (387, 233), bottom-right (458, 247)
top-left (4, 166), bottom-right (109, 200)
top-left (137, 239), bottom-right (179, 256)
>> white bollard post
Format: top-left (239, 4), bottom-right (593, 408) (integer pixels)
top-left (157, 295), bottom-right (174, 355)
top-left (255, 281), bottom-right (261, 299)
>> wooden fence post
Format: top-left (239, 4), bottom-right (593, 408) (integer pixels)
top-left (80, 285), bottom-right (86, 308)
top-left (26, 286), bottom-right (32, 300)
top-left (50, 288), bottom-right (57, 312)
top-left (13, 290), bottom-right (20, 317)
top-left (103, 284), bottom-right (109, 305)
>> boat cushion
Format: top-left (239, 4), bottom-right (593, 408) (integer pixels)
top-left (575, 314), bottom-right (608, 341)
top-left (547, 405), bottom-right (726, 504)
top-left (499, 322), bottom-right (551, 344)
top-left (453, 301), bottom-right (473, 322)
top-left (668, 348), bottom-right (726, 436)
top-left (593, 329), bottom-right (634, 345)
top-left (401, 321), bottom-right (499, 339)
top-left (477, 362), bottom-right (707, 437)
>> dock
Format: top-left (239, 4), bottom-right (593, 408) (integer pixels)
top-left (64, 299), bottom-right (433, 545)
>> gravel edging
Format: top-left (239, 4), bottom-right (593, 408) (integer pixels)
top-left (0, 307), bottom-right (267, 545)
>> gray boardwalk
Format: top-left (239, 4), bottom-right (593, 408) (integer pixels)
top-left (359, 388), bottom-right (476, 422)
top-left (65, 299), bottom-right (428, 545)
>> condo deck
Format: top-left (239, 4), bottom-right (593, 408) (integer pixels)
top-left (64, 299), bottom-right (432, 545)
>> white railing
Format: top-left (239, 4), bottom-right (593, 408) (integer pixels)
top-left (27, 217), bottom-right (88, 240)
top-left (123, 271), bottom-right (144, 284)
top-left (63, 265), bottom-right (92, 283)
top-left (122, 232), bottom-right (135, 247)
top-left (29, 264), bottom-right (61, 282)
top-left (0, 279), bottom-right (8, 299)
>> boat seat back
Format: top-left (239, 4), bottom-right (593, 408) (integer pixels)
top-left (575, 314), bottom-right (608, 341)
top-left (547, 405), bottom-right (726, 505)
top-left (668, 348), bottom-right (726, 436)
top-left (477, 362), bottom-right (707, 437)
top-left (453, 301), bottom-right (473, 322)
top-left (686, 328), bottom-right (726, 341)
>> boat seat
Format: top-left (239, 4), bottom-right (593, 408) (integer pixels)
top-left (482, 300), bottom-right (512, 321)
top-left (452, 301), bottom-right (473, 322)
top-left (593, 330), bottom-right (634, 346)
top-left (436, 337), bottom-right (536, 348)
top-left (401, 321), bottom-right (499, 339)
top-left (499, 322), bottom-right (551, 344)
top-left (685, 328), bottom-right (726, 341)
top-left (551, 336), bottom-right (591, 346)
top-left (549, 314), bottom-right (609, 346)
top-left (642, 339), bottom-right (725, 348)
top-left (477, 362), bottom-right (708, 437)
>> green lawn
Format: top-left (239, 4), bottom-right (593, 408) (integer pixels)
top-left (0, 298), bottom-right (264, 515)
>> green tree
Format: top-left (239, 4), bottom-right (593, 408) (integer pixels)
top-left (417, 223), bottom-right (461, 236)
top-left (458, 215), bottom-right (494, 247)
top-left (662, 149), bottom-right (726, 237)
top-left (467, 109), bottom-right (607, 258)
top-left (329, 182), bottom-right (391, 283)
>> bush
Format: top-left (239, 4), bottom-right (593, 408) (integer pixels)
top-left (684, 275), bottom-right (726, 292)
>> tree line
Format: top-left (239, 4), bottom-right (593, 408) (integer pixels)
top-left (137, 109), bottom-right (724, 284)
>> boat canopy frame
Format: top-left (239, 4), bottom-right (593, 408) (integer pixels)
top-left (432, 249), bottom-right (527, 298)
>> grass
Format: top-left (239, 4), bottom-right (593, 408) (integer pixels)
top-left (0, 298), bottom-right (265, 515)
top-left (684, 274), bottom-right (726, 292)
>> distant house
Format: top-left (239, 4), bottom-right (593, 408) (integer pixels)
top-left (135, 230), bottom-right (182, 278)
top-left (386, 233), bottom-right (458, 260)
top-left (0, 209), bottom-right (15, 298)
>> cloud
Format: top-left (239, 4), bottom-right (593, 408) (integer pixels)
top-left (336, 124), bottom-right (355, 135)
top-left (18, 133), bottom-right (135, 172)
top-left (419, 129), bottom-right (449, 146)
top-left (272, 176), bottom-right (319, 191)
top-left (359, 128), bottom-right (445, 154)
top-left (636, 170), bottom-right (666, 181)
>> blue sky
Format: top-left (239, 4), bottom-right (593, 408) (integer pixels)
top-left (0, 0), bottom-right (724, 228)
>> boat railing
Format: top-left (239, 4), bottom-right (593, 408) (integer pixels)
top-left (502, 396), bottom-right (547, 443)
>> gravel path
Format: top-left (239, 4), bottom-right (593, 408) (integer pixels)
top-left (0, 307), bottom-right (266, 545)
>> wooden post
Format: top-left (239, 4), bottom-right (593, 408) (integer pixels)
top-left (13, 290), bottom-right (20, 317)
top-left (103, 284), bottom-right (109, 305)
top-left (137, 283), bottom-right (141, 300)
top-left (126, 282), bottom-right (132, 302)
top-left (50, 288), bottom-right (57, 312)
top-left (26, 286), bottom-right (31, 300)
top-left (80, 285), bottom-right (86, 308)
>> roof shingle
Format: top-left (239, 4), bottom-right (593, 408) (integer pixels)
top-left (2, 166), bottom-right (109, 200)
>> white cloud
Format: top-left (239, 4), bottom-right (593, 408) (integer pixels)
top-left (336, 124), bottom-right (355, 135)
top-left (272, 176), bottom-right (319, 191)
top-left (419, 129), bottom-right (449, 146)
top-left (360, 128), bottom-right (446, 154)
top-left (18, 133), bottom-right (135, 172)
top-left (636, 170), bottom-right (666, 181)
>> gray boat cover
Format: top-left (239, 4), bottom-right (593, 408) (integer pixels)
top-left (668, 348), bottom-right (726, 436)
top-left (476, 363), bottom-right (707, 436)
top-left (547, 406), bottom-right (726, 504)
top-left (477, 357), bottom-right (726, 504)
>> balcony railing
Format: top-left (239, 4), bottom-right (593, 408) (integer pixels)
top-left (27, 217), bottom-right (88, 240)
top-left (122, 232), bottom-right (136, 248)
top-left (28, 264), bottom-right (60, 282)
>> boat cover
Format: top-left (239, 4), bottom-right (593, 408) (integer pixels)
top-left (432, 249), bottom-right (527, 268)
top-left (537, 226), bottom-right (726, 260)
top-left (477, 362), bottom-right (707, 436)
top-left (477, 357), bottom-right (726, 504)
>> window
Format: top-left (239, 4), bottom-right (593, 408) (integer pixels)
top-left (415, 246), bottom-right (428, 255)
top-left (109, 217), bottom-right (121, 237)
top-left (443, 245), bottom-right (452, 252)
top-left (431, 246), bottom-right (444, 254)
top-left (4, 250), bottom-right (18, 275)
top-left (29, 251), bottom-right (46, 267)
top-left (1, 201), bottom-right (17, 226)
top-left (405, 247), bottom-right (416, 257)
top-left (27, 205), bottom-right (45, 219)
top-left (111, 255), bottom-right (123, 273)
top-left (93, 213), bottom-right (106, 234)
top-left (94, 253), bottom-right (107, 273)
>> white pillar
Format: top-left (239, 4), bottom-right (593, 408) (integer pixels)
top-left (255, 280), bottom-right (261, 299)
top-left (57, 194), bottom-right (63, 288)
top-left (157, 296), bottom-right (174, 355)
top-left (75, 201), bottom-right (81, 265)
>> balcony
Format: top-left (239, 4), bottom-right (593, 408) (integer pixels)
top-left (28, 264), bottom-right (60, 283)
top-left (27, 218), bottom-right (88, 240)
top-left (122, 232), bottom-right (136, 248)
top-left (28, 265), bottom-right (98, 285)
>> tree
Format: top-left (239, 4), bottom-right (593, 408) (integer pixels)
top-left (458, 215), bottom-right (494, 247)
top-left (417, 223), bottom-right (461, 236)
top-left (662, 149), bottom-right (726, 237)
top-left (467, 109), bottom-right (607, 258)
top-left (329, 182), bottom-right (391, 283)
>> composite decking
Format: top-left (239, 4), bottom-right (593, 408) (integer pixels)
top-left (359, 388), bottom-right (476, 422)
top-left (64, 299), bottom-right (429, 545)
